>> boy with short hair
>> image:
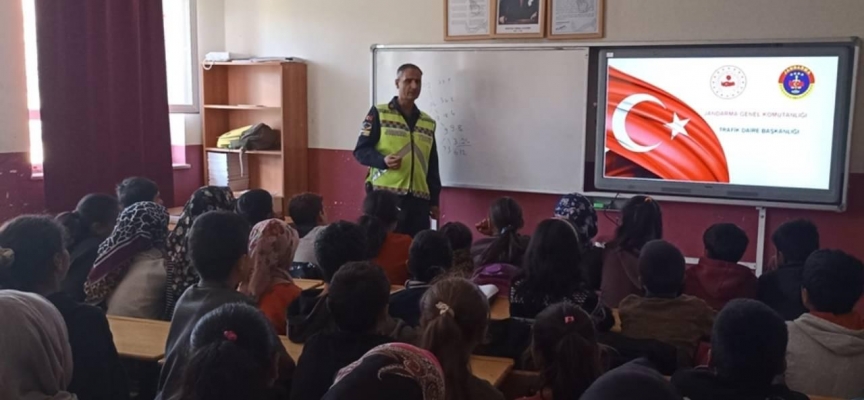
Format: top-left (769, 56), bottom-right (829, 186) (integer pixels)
top-left (235, 189), bottom-right (274, 226)
top-left (758, 219), bottom-right (820, 320)
top-left (116, 176), bottom-right (162, 208)
top-left (784, 250), bottom-right (864, 399)
top-left (672, 299), bottom-right (808, 400)
top-left (619, 240), bottom-right (715, 368)
top-left (290, 262), bottom-right (393, 400)
top-left (440, 222), bottom-right (475, 278)
top-left (156, 211), bottom-right (294, 400)
top-left (684, 223), bottom-right (757, 310)
top-left (389, 230), bottom-right (454, 326)
top-left (289, 193), bottom-right (327, 269)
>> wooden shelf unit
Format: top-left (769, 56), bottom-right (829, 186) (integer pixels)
top-left (201, 61), bottom-right (308, 213)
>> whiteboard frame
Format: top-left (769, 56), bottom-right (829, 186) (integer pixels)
top-left (371, 37), bottom-right (858, 210)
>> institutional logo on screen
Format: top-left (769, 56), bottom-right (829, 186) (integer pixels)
top-left (779, 65), bottom-right (815, 99)
top-left (710, 66), bottom-right (747, 99)
top-left (605, 67), bottom-right (730, 183)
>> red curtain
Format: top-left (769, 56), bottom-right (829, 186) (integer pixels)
top-left (36, 0), bottom-right (174, 212)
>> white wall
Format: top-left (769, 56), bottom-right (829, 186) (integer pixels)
top-left (0, 0), bottom-right (30, 153)
top-left (222, 0), bottom-right (864, 173)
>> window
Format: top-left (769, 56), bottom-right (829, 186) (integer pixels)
top-left (21, 0), bottom-right (198, 173)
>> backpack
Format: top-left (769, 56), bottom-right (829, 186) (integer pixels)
top-left (472, 263), bottom-right (520, 298)
top-left (216, 125), bottom-right (252, 148)
top-left (229, 123), bottom-right (280, 151)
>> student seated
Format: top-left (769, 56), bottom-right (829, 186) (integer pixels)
top-left (758, 219), bottom-right (819, 320)
top-left (239, 219), bottom-right (302, 335)
top-left (554, 193), bottom-right (603, 291)
top-left (684, 223), bottom-right (757, 310)
top-left (289, 193), bottom-right (327, 277)
top-left (600, 195), bottom-right (663, 307)
top-left (510, 219), bottom-right (614, 331)
top-left (157, 211), bottom-right (295, 400)
top-left (419, 278), bottom-right (505, 400)
top-left (236, 189), bottom-right (274, 226)
top-left (179, 303), bottom-right (282, 400)
top-left (164, 186), bottom-right (236, 318)
top-left (56, 193), bottom-right (121, 302)
top-left (440, 222), bottom-right (475, 279)
top-left (784, 250), bottom-right (864, 399)
top-left (518, 303), bottom-right (604, 400)
top-left (359, 191), bottom-right (412, 285)
top-left (0, 216), bottom-right (129, 400)
top-left (672, 299), bottom-right (808, 400)
top-left (619, 240), bottom-right (715, 367)
top-left (116, 176), bottom-right (162, 208)
top-left (581, 359), bottom-right (679, 400)
top-left (0, 290), bottom-right (78, 400)
top-left (322, 343), bottom-right (445, 400)
top-left (473, 197), bottom-right (530, 267)
top-left (84, 201), bottom-right (169, 319)
top-left (390, 230), bottom-right (453, 327)
top-left (290, 262), bottom-right (394, 400)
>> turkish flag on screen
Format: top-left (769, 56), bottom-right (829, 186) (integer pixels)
top-left (605, 67), bottom-right (730, 183)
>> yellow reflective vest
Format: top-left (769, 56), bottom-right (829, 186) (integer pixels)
top-left (366, 103), bottom-right (437, 199)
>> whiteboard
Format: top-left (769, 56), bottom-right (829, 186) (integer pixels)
top-left (373, 45), bottom-right (589, 194)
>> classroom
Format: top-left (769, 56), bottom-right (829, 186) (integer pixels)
top-left (1, 0), bottom-right (863, 400)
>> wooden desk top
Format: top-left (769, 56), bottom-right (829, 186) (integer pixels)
top-left (107, 315), bottom-right (170, 362)
top-left (294, 279), bottom-right (324, 291)
top-left (390, 285), bottom-right (405, 294)
top-left (279, 337), bottom-right (514, 387)
top-left (490, 297), bottom-right (510, 321)
top-left (611, 308), bottom-right (622, 333)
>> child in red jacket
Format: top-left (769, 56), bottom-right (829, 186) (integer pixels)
top-left (684, 223), bottom-right (757, 311)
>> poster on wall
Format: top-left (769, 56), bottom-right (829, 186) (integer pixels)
top-left (547, 0), bottom-right (604, 39)
top-left (445, 0), bottom-right (493, 40)
top-left (494, 0), bottom-right (545, 38)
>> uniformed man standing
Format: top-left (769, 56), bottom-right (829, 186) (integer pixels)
top-left (354, 63), bottom-right (441, 237)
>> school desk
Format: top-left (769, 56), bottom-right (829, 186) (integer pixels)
top-left (107, 315), bottom-right (170, 361)
top-left (490, 296), bottom-right (510, 321)
top-left (611, 308), bottom-right (622, 333)
top-left (390, 284), bottom-right (405, 294)
top-left (294, 278), bottom-right (324, 291)
top-left (279, 336), bottom-right (514, 387)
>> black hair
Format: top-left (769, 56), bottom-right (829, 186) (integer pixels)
top-left (703, 223), bottom-right (749, 263)
top-left (409, 230), bottom-right (453, 283)
top-left (440, 222), bottom-right (472, 251)
top-left (477, 197), bottom-right (527, 267)
top-left (189, 211), bottom-right (251, 282)
top-left (520, 219), bottom-right (585, 300)
top-left (55, 194), bottom-right (120, 248)
top-left (802, 249), bottom-right (864, 314)
top-left (359, 191), bottom-right (400, 259)
top-left (314, 221), bottom-right (367, 283)
top-left (638, 240), bottom-right (685, 296)
top-left (772, 219), bottom-right (819, 264)
top-left (116, 177), bottom-right (160, 208)
top-left (180, 303), bottom-right (278, 400)
top-left (236, 189), bottom-right (273, 227)
top-left (419, 278), bottom-right (489, 400)
top-left (612, 195), bottom-right (663, 253)
top-left (710, 299), bottom-right (788, 390)
top-left (288, 193), bottom-right (324, 228)
top-left (327, 262), bottom-right (390, 333)
top-left (0, 216), bottom-right (66, 292)
top-left (397, 63), bottom-right (423, 76)
top-left (532, 303), bottom-right (603, 400)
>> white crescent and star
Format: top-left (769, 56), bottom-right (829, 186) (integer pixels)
top-left (610, 93), bottom-right (691, 153)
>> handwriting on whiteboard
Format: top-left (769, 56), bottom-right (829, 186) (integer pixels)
top-left (424, 77), bottom-right (472, 157)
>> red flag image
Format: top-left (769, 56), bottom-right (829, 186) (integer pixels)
top-left (605, 67), bottom-right (730, 183)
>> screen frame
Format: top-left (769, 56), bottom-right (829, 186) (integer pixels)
top-left (593, 42), bottom-right (858, 209)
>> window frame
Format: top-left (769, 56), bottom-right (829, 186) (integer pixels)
top-left (165, 0), bottom-right (200, 115)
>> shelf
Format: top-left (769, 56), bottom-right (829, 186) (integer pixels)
top-left (205, 147), bottom-right (281, 156)
top-left (203, 61), bottom-right (296, 66)
top-left (204, 105), bottom-right (281, 110)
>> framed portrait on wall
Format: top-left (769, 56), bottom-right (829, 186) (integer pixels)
top-left (493, 0), bottom-right (546, 38)
top-left (445, 0), bottom-right (493, 40)
top-left (547, 0), bottom-right (605, 39)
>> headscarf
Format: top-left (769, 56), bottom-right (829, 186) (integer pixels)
top-left (323, 343), bottom-right (445, 400)
top-left (238, 219), bottom-right (299, 300)
top-left (164, 186), bottom-right (235, 318)
top-left (84, 201), bottom-right (168, 305)
top-left (0, 290), bottom-right (76, 400)
top-left (581, 358), bottom-right (681, 400)
top-left (554, 193), bottom-right (598, 249)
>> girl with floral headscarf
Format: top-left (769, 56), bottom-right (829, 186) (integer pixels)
top-left (554, 193), bottom-right (604, 291)
top-left (163, 186), bottom-right (236, 318)
top-left (239, 219), bottom-right (302, 335)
